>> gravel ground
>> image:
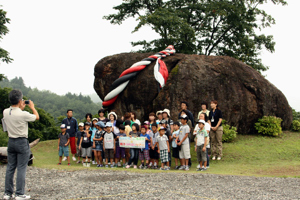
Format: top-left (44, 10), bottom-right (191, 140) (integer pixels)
top-left (0, 165), bottom-right (300, 200)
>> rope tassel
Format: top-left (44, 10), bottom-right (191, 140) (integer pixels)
top-left (102, 45), bottom-right (176, 107)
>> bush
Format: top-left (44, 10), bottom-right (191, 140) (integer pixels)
top-left (255, 116), bottom-right (282, 137)
top-left (222, 120), bottom-right (238, 143)
top-left (291, 120), bottom-right (300, 132)
top-left (0, 126), bottom-right (8, 147)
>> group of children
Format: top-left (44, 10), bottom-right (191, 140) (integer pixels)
top-left (58, 110), bottom-right (210, 171)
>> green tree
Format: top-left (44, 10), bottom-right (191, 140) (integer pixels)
top-left (104, 0), bottom-right (287, 72)
top-left (0, 6), bottom-right (13, 80)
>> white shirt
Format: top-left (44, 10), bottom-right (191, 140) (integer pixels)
top-left (3, 106), bottom-right (36, 138)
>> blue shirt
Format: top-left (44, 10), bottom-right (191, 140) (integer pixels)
top-left (62, 117), bottom-right (78, 137)
top-left (140, 133), bottom-right (151, 150)
top-left (172, 130), bottom-right (180, 148)
top-left (90, 127), bottom-right (97, 142)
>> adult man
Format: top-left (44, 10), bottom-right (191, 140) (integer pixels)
top-left (62, 109), bottom-right (78, 161)
top-left (177, 101), bottom-right (195, 127)
top-left (3, 90), bottom-right (39, 200)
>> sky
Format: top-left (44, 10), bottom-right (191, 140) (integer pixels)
top-left (0, 1), bottom-right (299, 111)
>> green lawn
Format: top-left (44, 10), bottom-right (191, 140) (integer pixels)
top-left (31, 131), bottom-right (300, 177)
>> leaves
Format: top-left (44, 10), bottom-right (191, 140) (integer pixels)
top-left (0, 7), bottom-right (13, 64)
top-left (104, 0), bottom-right (287, 72)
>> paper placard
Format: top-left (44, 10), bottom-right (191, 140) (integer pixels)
top-left (119, 137), bottom-right (145, 148)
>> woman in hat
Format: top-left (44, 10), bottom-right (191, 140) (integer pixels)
top-left (162, 109), bottom-right (174, 133)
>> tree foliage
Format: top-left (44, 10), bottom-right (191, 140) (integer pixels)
top-left (0, 6), bottom-right (13, 81)
top-left (104, 0), bottom-right (287, 72)
top-left (0, 77), bottom-right (101, 121)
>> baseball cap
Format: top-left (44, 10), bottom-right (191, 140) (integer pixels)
top-left (179, 114), bottom-right (188, 120)
top-left (159, 126), bottom-right (165, 130)
top-left (143, 121), bottom-right (150, 125)
top-left (96, 121), bottom-right (105, 128)
top-left (105, 122), bottom-right (112, 127)
top-left (92, 118), bottom-right (98, 122)
top-left (197, 119), bottom-right (206, 124)
top-left (60, 124), bottom-right (66, 129)
top-left (78, 122), bottom-right (84, 127)
top-left (85, 122), bottom-right (92, 126)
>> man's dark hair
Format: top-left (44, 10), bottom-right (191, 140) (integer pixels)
top-left (201, 102), bottom-right (208, 109)
top-left (181, 101), bottom-right (189, 108)
top-left (67, 109), bottom-right (73, 113)
top-left (9, 89), bottom-right (23, 105)
top-left (98, 109), bottom-right (105, 115)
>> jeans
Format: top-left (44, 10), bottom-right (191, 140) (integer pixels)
top-left (5, 138), bottom-right (30, 196)
top-left (128, 148), bottom-right (139, 165)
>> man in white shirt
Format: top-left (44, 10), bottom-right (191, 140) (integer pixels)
top-left (3, 90), bottom-right (39, 200)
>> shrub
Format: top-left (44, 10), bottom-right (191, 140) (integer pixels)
top-left (0, 126), bottom-right (8, 147)
top-left (291, 120), bottom-right (300, 132)
top-left (222, 120), bottom-right (238, 143)
top-left (255, 116), bottom-right (282, 137)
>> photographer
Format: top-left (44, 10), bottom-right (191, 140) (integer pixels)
top-left (3, 89), bottom-right (39, 200)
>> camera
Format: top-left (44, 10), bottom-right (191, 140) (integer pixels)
top-left (25, 100), bottom-right (30, 105)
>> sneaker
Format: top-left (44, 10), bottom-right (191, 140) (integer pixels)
top-left (57, 163), bottom-right (61, 165)
top-left (3, 193), bottom-right (14, 200)
top-left (159, 167), bottom-right (165, 170)
top-left (202, 167), bottom-right (207, 171)
top-left (206, 166), bottom-right (210, 168)
top-left (117, 162), bottom-right (121, 167)
top-left (217, 157), bottom-right (221, 160)
top-left (83, 162), bottom-right (87, 167)
top-left (105, 165), bottom-right (108, 168)
top-left (143, 165), bottom-right (148, 169)
top-left (212, 156), bottom-right (216, 160)
top-left (97, 164), bottom-right (100, 167)
top-left (154, 166), bottom-right (158, 169)
top-left (197, 164), bottom-right (200, 169)
top-left (87, 162), bottom-right (91, 167)
top-left (139, 164), bottom-right (144, 169)
top-left (72, 156), bottom-right (76, 161)
top-left (185, 166), bottom-right (189, 171)
top-left (197, 168), bottom-right (203, 171)
top-left (62, 156), bottom-right (67, 161)
top-left (110, 164), bottom-right (114, 168)
top-left (68, 163), bottom-right (71, 166)
top-left (15, 194), bottom-right (30, 200)
top-left (148, 162), bottom-right (153, 167)
top-left (175, 166), bottom-right (180, 170)
top-left (76, 160), bottom-right (81, 164)
top-left (178, 166), bottom-right (185, 170)
top-left (123, 164), bottom-right (126, 168)
top-left (92, 160), bottom-right (96, 165)
top-left (125, 165), bottom-right (130, 169)
top-left (99, 164), bottom-right (104, 167)
top-left (133, 165), bottom-right (137, 169)
top-left (165, 166), bottom-right (170, 170)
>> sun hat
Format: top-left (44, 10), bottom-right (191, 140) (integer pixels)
top-left (92, 118), bottom-right (98, 122)
top-left (162, 109), bottom-right (170, 117)
top-left (108, 111), bottom-right (117, 120)
top-left (156, 110), bottom-right (163, 117)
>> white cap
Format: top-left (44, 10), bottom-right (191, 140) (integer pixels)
top-left (197, 119), bottom-right (206, 124)
top-left (60, 124), bottom-right (66, 129)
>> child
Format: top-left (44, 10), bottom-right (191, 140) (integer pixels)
top-left (155, 127), bottom-right (170, 170)
top-left (91, 118), bottom-right (99, 165)
top-left (156, 110), bottom-right (163, 124)
top-left (124, 120), bottom-right (132, 164)
top-left (93, 121), bottom-right (105, 167)
top-left (102, 122), bottom-right (116, 168)
top-left (79, 122), bottom-right (92, 167)
top-left (172, 121), bottom-right (180, 169)
top-left (195, 120), bottom-right (209, 171)
top-left (126, 123), bottom-right (140, 169)
top-left (115, 124), bottom-right (127, 168)
top-left (58, 124), bottom-right (70, 165)
top-left (75, 122), bottom-right (84, 164)
top-left (159, 120), bottom-right (172, 166)
top-left (150, 123), bottom-right (159, 169)
top-left (139, 125), bottom-right (152, 169)
top-left (148, 112), bottom-right (156, 130)
top-left (177, 114), bottom-right (191, 171)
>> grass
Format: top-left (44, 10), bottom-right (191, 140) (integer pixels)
top-left (30, 131), bottom-right (300, 177)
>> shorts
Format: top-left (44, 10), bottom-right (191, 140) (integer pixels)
top-left (81, 147), bottom-right (92, 158)
top-left (179, 143), bottom-right (191, 159)
top-left (94, 144), bottom-right (103, 151)
top-left (105, 149), bottom-right (114, 159)
top-left (150, 147), bottom-right (159, 159)
top-left (76, 145), bottom-right (81, 157)
top-left (160, 149), bottom-right (169, 163)
top-left (197, 144), bottom-right (207, 162)
top-left (59, 146), bottom-right (69, 157)
top-left (139, 149), bottom-right (150, 161)
top-left (115, 146), bottom-right (125, 158)
top-left (172, 147), bottom-right (179, 159)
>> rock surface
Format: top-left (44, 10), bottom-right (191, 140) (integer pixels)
top-left (94, 53), bottom-right (292, 134)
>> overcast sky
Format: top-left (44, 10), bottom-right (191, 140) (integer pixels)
top-left (1, 1), bottom-right (299, 111)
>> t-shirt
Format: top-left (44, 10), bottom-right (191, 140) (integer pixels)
top-left (94, 130), bottom-right (105, 145)
top-left (209, 109), bottom-right (223, 127)
top-left (81, 131), bottom-right (92, 148)
top-left (178, 124), bottom-right (190, 145)
top-left (193, 122), bottom-right (211, 135)
top-left (90, 127), bottom-right (97, 142)
top-left (147, 130), bottom-right (154, 146)
top-left (58, 132), bottom-right (69, 147)
top-left (129, 131), bottom-right (140, 138)
top-left (140, 133), bottom-right (151, 150)
top-left (195, 128), bottom-right (208, 146)
top-left (153, 131), bottom-right (159, 146)
top-left (75, 130), bottom-right (84, 146)
top-left (115, 132), bottom-right (126, 147)
top-left (165, 118), bottom-right (174, 130)
top-left (3, 106), bottom-right (36, 138)
top-left (133, 119), bottom-right (141, 126)
top-left (156, 134), bottom-right (169, 150)
top-left (98, 118), bottom-right (108, 123)
top-left (103, 131), bottom-right (116, 149)
top-left (172, 130), bottom-right (180, 148)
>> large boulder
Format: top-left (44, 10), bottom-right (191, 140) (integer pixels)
top-left (94, 53), bottom-right (292, 134)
